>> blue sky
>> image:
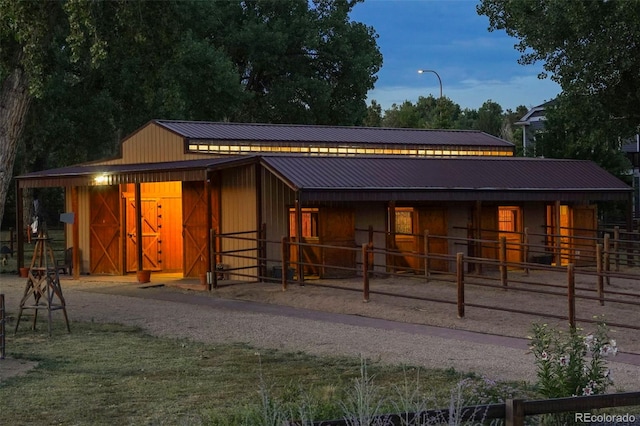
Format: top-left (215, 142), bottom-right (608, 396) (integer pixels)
top-left (350, 0), bottom-right (561, 112)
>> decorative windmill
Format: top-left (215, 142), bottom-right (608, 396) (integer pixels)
top-left (15, 225), bottom-right (70, 336)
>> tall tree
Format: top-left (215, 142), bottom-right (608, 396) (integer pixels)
top-left (475, 100), bottom-right (503, 137)
top-left (477, 0), bottom-right (640, 136)
top-left (1, 0), bottom-right (382, 228)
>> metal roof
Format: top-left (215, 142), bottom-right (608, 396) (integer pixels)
top-left (260, 155), bottom-right (631, 202)
top-left (16, 154), bottom-right (630, 203)
top-left (16, 156), bottom-right (254, 188)
top-left (154, 120), bottom-right (514, 148)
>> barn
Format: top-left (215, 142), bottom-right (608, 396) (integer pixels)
top-left (14, 120), bottom-right (632, 281)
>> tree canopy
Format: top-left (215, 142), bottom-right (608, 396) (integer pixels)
top-left (477, 0), bottom-right (640, 138)
top-left (0, 0), bottom-right (382, 228)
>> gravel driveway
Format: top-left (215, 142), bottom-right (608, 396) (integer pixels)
top-left (1, 273), bottom-right (639, 392)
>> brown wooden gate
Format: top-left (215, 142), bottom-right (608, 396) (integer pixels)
top-left (89, 186), bottom-right (121, 274)
top-left (480, 205), bottom-right (499, 261)
top-left (125, 198), bottom-right (161, 272)
top-left (182, 181), bottom-right (219, 277)
top-left (319, 207), bottom-right (356, 278)
top-left (417, 207), bottom-right (448, 272)
top-left (571, 205), bottom-right (597, 266)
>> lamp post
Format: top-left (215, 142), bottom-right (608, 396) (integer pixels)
top-left (417, 69), bottom-right (443, 98)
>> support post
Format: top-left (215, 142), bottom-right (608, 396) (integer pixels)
top-left (281, 236), bottom-right (288, 291)
top-left (567, 263), bottom-right (576, 328)
top-left (134, 183), bottom-right (143, 273)
top-left (596, 243), bottom-right (604, 306)
top-left (554, 200), bottom-right (562, 266)
top-left (68, 187), bottom-right (80, 279)
top-left (604, 233), bottom-right (611, 285)
top-left (295, 197), bottom-right (304, 286)
top-left (456, 252), bottom-right (464, 318)
top-left (424, 230), bottom-right (430, 282)
top-left (523, 227), bottom-right (530, 276)
top-left (500, 236), bottom-right (508, 288)
top-left (614, 226), bottom-right (620, 271)
top-left (211, 229), bottom-right (217, 290)
top-left (362, 244), bottom-right (370, 302)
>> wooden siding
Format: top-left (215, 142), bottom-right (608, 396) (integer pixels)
top-left (96, 122), bottom-right (208, 165)
top-left (417, 206), bottom-right (448, 272)
top-left (89, 185), bottom-right (121, 274)
top-left (261, 170), bottom-right (295, 273)
top-left (354, 204), bottom-right (387, 273)
top-left (182, 180), bottom-right (217, 277)
top-left (221, 165), bottom-right (257, 279)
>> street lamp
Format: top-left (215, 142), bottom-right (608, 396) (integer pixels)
top-left (417, 69), bottom-right (443, 98)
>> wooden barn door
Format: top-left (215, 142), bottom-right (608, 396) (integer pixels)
top-left (480, 205), bottom-right (499, 261)
top-left (417, 207), bottom-right (448, 272)
top-left (182, 181), bottom-right (219, 277)
top-left (89, 186), bottom-right (121, 274)
top-left (498, 206), bottom-right (523, 266)
top-left (571, 205), bottom-right (597, 266)
top-left (125, 197), bottom-right (161, 272)
top-left (319, 207), bottom-right (356, 278)
top-left (289, 208), bottom-right (321, 276)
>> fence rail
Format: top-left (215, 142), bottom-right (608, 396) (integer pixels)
top-left (285, 391), bottom-right (640, 426)
top-left (212, 226), bottom-right (640, 332)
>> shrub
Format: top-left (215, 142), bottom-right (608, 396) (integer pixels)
top-left (529, 321), bottom-right (617, 399)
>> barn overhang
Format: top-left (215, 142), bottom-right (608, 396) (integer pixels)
top-left (14, 156), bottom-right (256, 189)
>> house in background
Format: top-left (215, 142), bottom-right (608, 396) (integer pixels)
top-left (516, 101), bottom-right (640, 219)
top-left (15, 120), bottom-right (632, 281)
top-left (514, 100), bottom-right (556, 156)
top-left (621, 136), bottom-right (640, 217)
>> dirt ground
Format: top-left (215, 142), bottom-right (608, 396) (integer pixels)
top-left (210, 267), bottom-right (640, 353)
top-left (1, 265), bottom-right (639, 386)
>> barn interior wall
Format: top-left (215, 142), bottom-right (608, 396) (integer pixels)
top-left (77, 186), bottom-right (92, 274)
top-left (221, 165), bottom-right (257, 280)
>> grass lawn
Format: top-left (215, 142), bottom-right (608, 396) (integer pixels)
top-left (0, 320), bottom-right (536, 425)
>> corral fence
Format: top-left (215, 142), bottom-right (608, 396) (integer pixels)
top-left (285, 391), bottom-right (640, 426)
top-left (211, 225), bottom-right (640, 331)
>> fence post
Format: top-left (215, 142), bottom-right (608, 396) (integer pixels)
top-left (505, 399), bottom-right (524, 426)
top-left (424, 230), bottom-right (430, 282)
top-left (567, 263), bottom-right (576, 328)
top-left (457, 253), bottom-right (464, 318)
top-left (281, 236), bottom-right (288, 291)
top-left (362, 244), bottom-right (370, 303)
top-left (211, 229), bottom-right (217, 290)
top-left (500, 236), bottom-right (508, 288)
top-left (613, 226), bottom-right (620, 271)
top-left (596, 243), bottom-right (604, 306)
top-left (523, 227), bottom-right (530, 276)
top-left (603, 233), bottom-right (611, 286)
top-left (368, 226), bottom-right (374, 274)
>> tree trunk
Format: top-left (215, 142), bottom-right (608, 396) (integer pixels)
top-left (0, 66), bottom-right (32, 228)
